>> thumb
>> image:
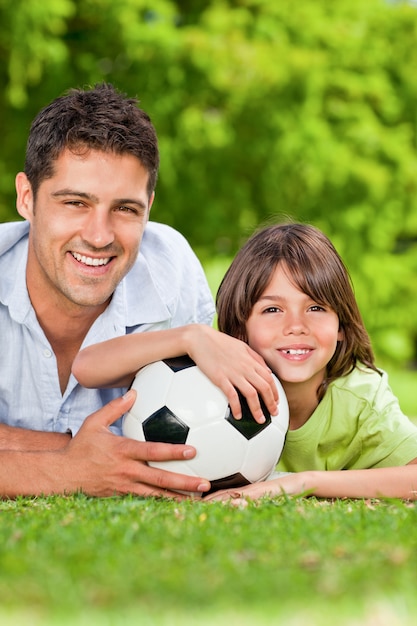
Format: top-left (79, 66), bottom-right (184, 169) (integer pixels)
top-left (83, 389), bottom-right (137, 430)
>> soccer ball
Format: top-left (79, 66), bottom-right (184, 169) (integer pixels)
top-left (122, 355), bottom-right (289, 494)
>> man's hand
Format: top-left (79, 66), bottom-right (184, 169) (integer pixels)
top-left (59, 390), bottom-right (211, 498)
top-left (0, 391), bottom-right (211, 499)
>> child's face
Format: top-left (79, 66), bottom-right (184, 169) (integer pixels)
top-left (245, 263), bottom-right (343, 392)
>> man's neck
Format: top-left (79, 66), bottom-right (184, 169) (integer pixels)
top-left (30, 290), bottom-right (108, 395)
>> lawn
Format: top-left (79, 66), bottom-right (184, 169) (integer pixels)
top-left (1, 261), bottom-right (416, 625)
top-left (1, 494), bottom-right (417, 625)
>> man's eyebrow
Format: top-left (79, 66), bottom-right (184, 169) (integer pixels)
top-left (51, 189), bottom-right (100, 203)
top-left (115, 197), bottom-right (148, 210)
top-left (51, 189), bottom-right (148, 209)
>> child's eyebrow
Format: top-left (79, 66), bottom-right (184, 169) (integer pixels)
top-left (257, 294), bottom-right (285, 302)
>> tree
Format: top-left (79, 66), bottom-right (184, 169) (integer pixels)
top-left (1, 0), bottom-right (416, 365)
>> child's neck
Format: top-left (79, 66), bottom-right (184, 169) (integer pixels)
top-left (281, 381), bottom-right (320, 431)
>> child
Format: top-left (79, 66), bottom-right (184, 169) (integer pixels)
top-left (73, 223), bottom-right (417, 501)
top-left (207, 222), bottom-right (417, 501)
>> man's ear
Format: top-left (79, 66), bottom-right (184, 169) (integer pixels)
top-left (15, 172), bottom-right (34, 221)
top-left (148, 191), bottom-right (155, 215)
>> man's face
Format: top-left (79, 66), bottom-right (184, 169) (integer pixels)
top-left (16, 148), bottom-right (154, 313)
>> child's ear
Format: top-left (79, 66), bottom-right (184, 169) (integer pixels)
top-left (15, 173), bottom-right (35, 222)
top-left (337, 327), bottom-right (345, 342)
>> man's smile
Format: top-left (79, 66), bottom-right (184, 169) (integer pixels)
top-left (70, 251), bottom-right (112, 267)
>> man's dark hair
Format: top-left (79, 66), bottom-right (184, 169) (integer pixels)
top-left (24, 83), bottom-right (159, 198)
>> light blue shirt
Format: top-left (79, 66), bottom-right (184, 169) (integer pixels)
top-left (0, 221), bottom-right (215, 435)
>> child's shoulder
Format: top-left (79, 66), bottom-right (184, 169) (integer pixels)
top-left (330, 365), bottom-right (395, 410)
top-left (335, 364), bottom-right (384, 386)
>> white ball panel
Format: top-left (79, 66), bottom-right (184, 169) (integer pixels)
top-left (129, 361), bottom-right (174, 420)
top-left (185, 420), bottom-right (248, 479)
top-left (122, 411), bottom-right (145, 441)
top-left (240, 423), bottom-right (287, 482)
top-left (165, 368), bottom-right (228, 425)
top-left (147, 458), bottom-right (199, 477)
top-left (272, 375), bottom-right (290, 434)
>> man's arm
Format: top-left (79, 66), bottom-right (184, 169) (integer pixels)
top-left (0, 423), bottom-right (71, 451)
top-left (0, 391), bottom-right (211, 499)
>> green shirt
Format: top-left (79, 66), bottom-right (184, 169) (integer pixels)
top-left (277, 366), bottom-right (417, 472)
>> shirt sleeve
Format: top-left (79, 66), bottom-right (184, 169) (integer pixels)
top-left (277, 368), bottom-right (417, 472)
top-left (349, 371), bottom-right (417, 469)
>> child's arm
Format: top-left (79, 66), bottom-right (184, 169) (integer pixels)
top-left (72, 324), bottom-right (279, 424)
top-left (206, 459), bottom-right (417, 502)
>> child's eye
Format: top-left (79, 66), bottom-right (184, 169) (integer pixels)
top-left (309, 305), bottom-right (326, 312)
top-left (263, 306), bottom-right (281, 314)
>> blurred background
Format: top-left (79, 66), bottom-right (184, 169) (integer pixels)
top-left (1, 0), bottom-right (416, 392)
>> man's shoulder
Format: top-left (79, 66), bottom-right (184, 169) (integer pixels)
top-left (124, 220), bottom-right (207, 296)
top-left (121, 221), bottom-right (214, 326)
top-left (138, 221), bottom-right (202, 274)
top-left (141, 221), bottom-right (192, 254)
top-left (0, 221), bottom-right (29, 257)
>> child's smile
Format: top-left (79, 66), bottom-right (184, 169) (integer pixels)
top-left (245, 263), bottom-right (343, 398)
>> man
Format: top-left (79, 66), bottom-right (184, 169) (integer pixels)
top-left (0, 83), bottom-right (215, 498)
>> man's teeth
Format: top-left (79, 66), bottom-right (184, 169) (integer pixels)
top-left (72, 252), bottom-right (110, 266)
top-left (284, 349), bottom-right (309, 355)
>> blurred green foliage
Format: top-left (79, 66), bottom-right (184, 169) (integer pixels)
top-left (1, 0), bottom-right (417, 366)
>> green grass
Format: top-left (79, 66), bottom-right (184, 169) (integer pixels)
top-left (1, 259), bottom-right (416, 625)
top-left (1, 495), bottom-right (417, 624)
top-left (383, 367), bottom-right (417, 420)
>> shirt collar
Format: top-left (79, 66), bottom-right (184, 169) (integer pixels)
top-left (2, 226), bottom-right (171, 331)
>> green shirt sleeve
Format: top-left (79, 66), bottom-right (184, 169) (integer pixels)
top-left (277, 367), bottom-right (417, 472)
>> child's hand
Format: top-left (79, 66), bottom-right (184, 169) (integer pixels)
top-left (204, 472), bottom-right (309, 504)
top-left (185, 325), bottom-right (279, 423)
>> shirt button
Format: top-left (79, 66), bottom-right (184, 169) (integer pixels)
top-left (43, 349), bottom-right (52, 358)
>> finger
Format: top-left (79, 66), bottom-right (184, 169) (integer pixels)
top-left (82, 389), bottom-right (137, 430)
top-left (224, 386), bottom-right (242, 420)
top-left (205, 491), bottom-right (248, 504)
top-left (246, 366), bottom-right (280, 421)
top-left (251, 366), bottom-right (279, 413)
top-left (123, 438), bottom-right (199, 463)
top-left (217, 371), bottom-right (279, 424)
top-left (126, 459), bottom-right (211, 494)
top-left (222, 383), bottom-right (266, 424)
top-left (122, 483), bottom-right (189, 500)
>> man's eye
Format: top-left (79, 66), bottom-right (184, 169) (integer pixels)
top-left (66, 200), bottom-right (84, 206)
top-left (118, 206), bottom-right (138, 214)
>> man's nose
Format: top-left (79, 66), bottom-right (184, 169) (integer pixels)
top-left (81, 211), bottom-right (115, 249)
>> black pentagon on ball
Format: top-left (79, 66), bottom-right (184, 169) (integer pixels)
top-left (205, 473), bottom-right (251, 496)
top-left (143, 407), bottom-right (190, 444)
top-left (226, 390), bottom-right (271, 440)
top-left (162, 355), bottom-right (196, 372)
